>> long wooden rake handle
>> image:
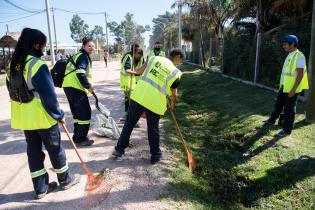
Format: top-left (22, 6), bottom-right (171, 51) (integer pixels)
top-left (169, 111), bottom-right (190, 154)
top-left (60, 122), bottom-right (93, 177)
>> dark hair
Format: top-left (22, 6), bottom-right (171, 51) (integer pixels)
top-left (169, 48), bottom-right (185, 59)
top-left (154, 41), bottom-right (161, 45)
top-left (10, 28), bottom-right (47, 73)
top-left (82, 37), bottom-right (93, 46)
top-left (121, 43), bottom-right (140, 63)
top-left (286, 42), bottom-right (298, 47)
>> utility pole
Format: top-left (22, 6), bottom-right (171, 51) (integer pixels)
top-left (6, 24), bottom-right (9, 34)
top-left (51, 7), bottom-right (58, 52)
top-left (178, 0), bottom-right (183, 48)
top-left (104, 12), bottom-right (109, 51)
top-left (45, 0), bottom-right (55, 65)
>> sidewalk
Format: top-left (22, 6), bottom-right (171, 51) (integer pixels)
top-left (0, 61), bottom-right (173, 210)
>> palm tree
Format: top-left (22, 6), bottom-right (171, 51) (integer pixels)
top-left (306, 0), bottom-right (315, 123)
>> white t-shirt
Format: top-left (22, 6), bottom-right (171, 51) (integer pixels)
top-left (282, 49), bottom-right (305, 84)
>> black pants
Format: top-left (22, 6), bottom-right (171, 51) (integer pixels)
top-left (115, 100), bottom-right (161, 157)
top-left (269, 88), bottom-right (299, 134)
top-left (24, 124), bottom-right (71, 194)
top-left (64, 87), bottom-right (91, 143)
top-left (104, 58), bottom-right (107, 67)
top-left (124, 95), bottom-right (129, 112)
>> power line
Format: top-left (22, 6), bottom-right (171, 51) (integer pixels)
top-left (4, 0), bottom-right (45, 13)
top-left (54, 8), bottom-right (104, 15)
top-left (0, 11), bottom-right (44, 23)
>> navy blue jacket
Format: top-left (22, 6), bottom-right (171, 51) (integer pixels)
top-left (30, 53), bottom-right (64, 120)
top-left (76, 49), bottom-right (92, 89)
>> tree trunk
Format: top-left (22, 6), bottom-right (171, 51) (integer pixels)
top-left (198, 15), bottom-right (206, 68)
top-left (306, 0), bottom-right (315, 123)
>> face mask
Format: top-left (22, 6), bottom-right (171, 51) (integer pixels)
top-left (34, 49), bottom-right (44, 57)
top-left (154, 47), bottom-right (161, 51)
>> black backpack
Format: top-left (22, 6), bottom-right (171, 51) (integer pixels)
top-left (7, 60), bottom-right (34, 103)
top-left (51, 56), bottom-right (77, 88)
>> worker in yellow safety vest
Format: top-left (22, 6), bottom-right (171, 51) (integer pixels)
top-left (6, 28), bottom-right (80, 199)
top-left (113, 48), bottom-right (184, 164)
top-left (264, 35), bottom-right (309, 137)
top-left (147, 41), bottom-right (166, 60)
top-left (62, 37), bottom-right (95, 146)
top-left (120, 44), bottom-right (145, 113)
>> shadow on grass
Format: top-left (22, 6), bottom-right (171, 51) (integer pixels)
top-left (163, 65), bottom-right (314, 209)
top-left (240, 156), bottom-right (315, 206)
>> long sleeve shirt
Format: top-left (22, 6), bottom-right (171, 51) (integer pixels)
top-left (76, 49), bottom-right (92, 89)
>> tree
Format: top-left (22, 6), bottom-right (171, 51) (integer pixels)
top-left (89, 25), bottom-right (106, 46)
top-left (149, 12), bottom-right (177, 50)
top-left (108, 13), bottom-right (150, 49)
top-left (69, 14), bottom-right (89, 43)
top-left (306, 0), bottom-right (315, 122)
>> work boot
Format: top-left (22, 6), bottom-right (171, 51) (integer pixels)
top-left (60, 174), bottom-right (80, 190)
top-left (150, 155), bottom-right (162, 165)
top-left (34, 181), bottom-right (58, 200)
top-left (112, 150), bottom-right (123, 158)
top-left (75, 139), bottom-right (94, 147)
top-left (275, 129), bottom-right (290, 138)
top-left (263, 119), bottom-right (275, 125)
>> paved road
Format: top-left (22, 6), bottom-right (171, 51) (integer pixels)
top-left (0, 61), bottom-right (173, 210)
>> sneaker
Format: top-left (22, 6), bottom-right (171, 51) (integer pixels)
top-left (60, 174), bottom-right (80, 190)
top-left (112, 150), bottom-right (123, 158)
top-left (75, 139), bottom-right (94, 147)
top-left (263, 119), bottom-right (274, 125)
top-left (275, 129), bottom-right (290, 137)
top-left (34, 181), bottom-right (58, 200)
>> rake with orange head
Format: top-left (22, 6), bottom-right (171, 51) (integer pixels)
top-left (60, 122), bottom-right (111, 208)
top-left (167, 101), bottom-right (196, 173)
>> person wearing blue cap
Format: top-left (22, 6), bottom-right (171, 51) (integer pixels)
top-left (264, 35), bottom-right (309, 137)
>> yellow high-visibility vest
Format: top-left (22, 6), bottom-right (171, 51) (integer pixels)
top-left (280, 49), bottom-right (309, 93)
top-left (135, 57), bottom-right (144, 83)
top-left (120, 55), bottom-right (145, 92)
top-left (147, 50), bottom-right (166, 60)
top-left (11, 55), bottom-right (57, 130)
top-left (62, 51), bottom-right (92, 93)
top-left (131, 56), bottom-right (182, 115)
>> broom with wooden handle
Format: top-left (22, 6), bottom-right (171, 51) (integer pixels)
top-left (60, 121), bottom-right (111, 208)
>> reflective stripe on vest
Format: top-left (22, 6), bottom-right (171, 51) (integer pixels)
top-left (53, 164), bottom-right (69, 174)
top-left (140, 57), bottom-right (180, 96)
top-left (130, 56), bottom-right (182, 115)
top-left (281, 51), bottom-right (298, 85)
top-left (11, 55), bottom-right (57, 130)
top-left (62, 52), bottom-right (92, 93)
top-left (31, 168), bottom-right (47, 178)
top-left (280, 50), bottom-right (309, 93)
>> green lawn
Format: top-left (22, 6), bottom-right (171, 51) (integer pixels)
top-left (162, 64), bottom-right (315, 209)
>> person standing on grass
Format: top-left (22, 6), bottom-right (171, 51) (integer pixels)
top-left (113, 49), bottom-right (183, 164)
top-left (6, 28), bottom-right (80, 199)
top-left (264, 35), bottom-right (309, 137)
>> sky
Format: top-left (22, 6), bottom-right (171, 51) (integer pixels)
top-left (0, 0), bottom-right (175, 47)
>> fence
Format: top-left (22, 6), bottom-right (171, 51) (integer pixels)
top-left (184, 20), bottom-right (311, 93)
